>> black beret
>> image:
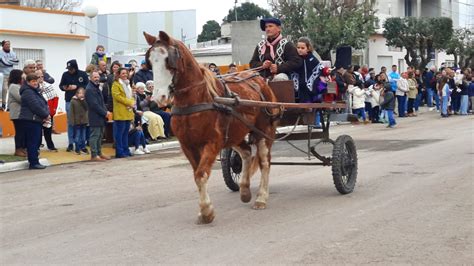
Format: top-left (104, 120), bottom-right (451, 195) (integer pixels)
top-left (260, 18), bottom-right (281, 31)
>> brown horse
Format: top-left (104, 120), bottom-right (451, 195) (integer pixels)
top-left (144, 31), bottom-right (279, 224)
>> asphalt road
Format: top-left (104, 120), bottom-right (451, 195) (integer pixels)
top-left (1, 110), bottom-right (472, 264)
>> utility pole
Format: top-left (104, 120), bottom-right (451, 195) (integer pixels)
top-left (181, 28), bottom-right (186, 43)
top-left (234, 0), bottom-right (238, 21)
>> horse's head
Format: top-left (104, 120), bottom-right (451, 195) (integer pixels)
top-left (143, 31), bottom-right (183, 103)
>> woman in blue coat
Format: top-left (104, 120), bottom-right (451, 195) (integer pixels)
top-left (19, 73), bottom-right (50, 169)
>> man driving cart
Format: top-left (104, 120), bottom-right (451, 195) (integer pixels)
top-left (249, 17), bottom-right (302, 81)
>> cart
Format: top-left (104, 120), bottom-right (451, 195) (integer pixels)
top-left (218, 80), bottom-right (359, 195)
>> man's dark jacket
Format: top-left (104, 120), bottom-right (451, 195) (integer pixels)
top-left (85, 81), bottom-right (108, 127)
top-left (249, 35), bottom-right (302, 78)
top-left (19, 84), bottom-right (49, 123)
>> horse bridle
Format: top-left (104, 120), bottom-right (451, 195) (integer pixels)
top-left (146, 42), bottom-right (182, 95)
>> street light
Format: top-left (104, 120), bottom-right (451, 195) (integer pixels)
top-left (82, 5), bottom-right (98, 19)
top-left (234, 0), bottom-right (238, 21)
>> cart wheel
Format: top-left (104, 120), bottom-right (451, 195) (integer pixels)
top-left (221, 148), bottom-right (242, 192)
top-left (331, 135), bottom-right (358, 194)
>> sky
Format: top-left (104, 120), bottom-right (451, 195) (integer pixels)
top-left (81, 0), bottom-right (271, 33)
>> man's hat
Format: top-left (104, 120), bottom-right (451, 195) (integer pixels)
top-left (260, 17), bottom-right (281, 31)
top-left (66, 59), bottom-right (78, 70)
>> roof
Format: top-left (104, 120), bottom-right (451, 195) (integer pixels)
top-left (190, 43), bottom-right (232, 57)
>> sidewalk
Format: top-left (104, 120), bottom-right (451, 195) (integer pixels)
top-left (0, 132), bottom-right (180, 173)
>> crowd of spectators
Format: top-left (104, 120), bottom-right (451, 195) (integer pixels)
top-left (1, 42), bottom-right (171, 169)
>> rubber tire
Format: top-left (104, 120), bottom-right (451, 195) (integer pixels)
top-left (331, 135), bottom-right (358, 194)
top-left (221, 148), bottom-right (241, 192)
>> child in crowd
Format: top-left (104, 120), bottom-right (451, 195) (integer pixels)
top-left (439, 77), bottom-right (450, 117)
top-left (348, 83), bottom-right (367, 122)
top-left (380, 82), bottom-right (396, 128)
top-left (292, 37), bottom-right (326, 127)
top-left (128, 123), bottom-right (151, 155)
top-left (367, 78), bottom-right (383, 123)
top-left (68, 88), bottom-right (89, 154)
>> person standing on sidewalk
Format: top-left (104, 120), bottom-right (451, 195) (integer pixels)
top-left (36, 70), bottom-right (58, 152)
top-left (380, 82), bottom-right (396, 128)
top-left (7, 69), bottom-right (26, 157)
top-left (68, 88), bottom-right (89, 155)
top-left (59, 59), bottom-right (88, 152)
top-left (112, 68), bottom-right (135, 158)
top-left (396, 72), bottom-right (409, 117)
top-left (0, 40), bottom-right (19, 110)
top-left (85, 71), bottom-right (110, 161)
top-left (19, 73), bottom-right (50, 169)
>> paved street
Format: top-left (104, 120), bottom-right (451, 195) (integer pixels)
top-left (1, 109), bottom-right (472, 264)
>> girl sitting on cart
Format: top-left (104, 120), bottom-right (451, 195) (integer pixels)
top-left (292, 37), bottom-right (328, 128)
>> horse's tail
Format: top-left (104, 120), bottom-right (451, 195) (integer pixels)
top-left (249, 154), bottom-right (260, 178)
top-left (200, 66), bottom-right (219, 98)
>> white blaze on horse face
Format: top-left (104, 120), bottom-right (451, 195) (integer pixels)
top-left (149, 46), bottom-right (174, 103)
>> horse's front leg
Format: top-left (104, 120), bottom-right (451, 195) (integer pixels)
top-left (254, 138), bottom-right (272, 210)
top-left (194, 144), bottom-right (219, 224)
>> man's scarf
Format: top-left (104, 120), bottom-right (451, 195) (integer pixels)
top-left (260, 34), bottom-right (283, 60)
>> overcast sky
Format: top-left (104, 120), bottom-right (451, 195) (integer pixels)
top-left (81, 0), bottom-right (271, 33)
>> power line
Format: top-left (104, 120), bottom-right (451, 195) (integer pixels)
top-left (453, 0), bottom-right (474, 7)
top-left (74, 22), bottom-right (149, 47)
top-left (75, 22), bottom-right (197, 47)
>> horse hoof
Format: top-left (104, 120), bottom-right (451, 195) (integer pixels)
top-left (252, 201), bottom-right (266, 210)
top-left (196, 212), bottom-right (215, 224)
top-left (240, 188), bottom-right (252, 203)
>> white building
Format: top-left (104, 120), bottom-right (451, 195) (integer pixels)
top-left (360, 0), bottom-right (461, 71)
top-left (88, 10), bottom-right (196, 63)
top-left (0, 4), bottom-right (89, 111)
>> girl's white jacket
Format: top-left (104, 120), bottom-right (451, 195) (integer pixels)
top-left (367, 84), bottom-right (382, 107)
top-left (348, 85), bottom-right (366, 109)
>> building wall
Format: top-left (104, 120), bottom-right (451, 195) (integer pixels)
top-left (231, 20), bottom-right (263, 65)
top-left (96, 10), bottom-right (197, 56)
top-left (0, 5), bottom-right (88, 111)
top-left (367, 34), bottom-right (406, 71)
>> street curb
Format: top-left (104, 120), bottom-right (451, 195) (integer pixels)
top-left (0, 141), bottom-right (181, 174)
top-left (146, 140), bottom-right (180, 152)
top-left (0, 158), bottom-right (50, 174)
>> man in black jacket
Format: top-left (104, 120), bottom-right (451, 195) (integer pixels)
top-left (133, 60), bottom-right (153, 85)
top-left (85, 71), bottom-right (110, 162)
top-left (59, 59), bottom-right (88, 152)
top-left (249, 18), bottom-right (302, 80)
top-left (19, 73), bottom-right (50, 169)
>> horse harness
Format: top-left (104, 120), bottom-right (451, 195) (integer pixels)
top-left (171, 73), bottom-right (282, 142)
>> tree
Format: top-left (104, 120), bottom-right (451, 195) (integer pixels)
top-left (197, 20), bottom-right (221, 43)
top-left (21, 0), bottom-right (82, 11)
top-left (224, 2), bottom-right (271, 23)
top-left (271, 0), bottom-right (377, 61)
top-left (446, 28), bottom-right (474, 69)
top-left (383, 17), bottom-right (453, 70)
top-left (269, 0), bottom-right (306, 41)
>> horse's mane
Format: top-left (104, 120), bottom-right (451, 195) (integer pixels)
top-left (200, 66), bottom-right (219, 98)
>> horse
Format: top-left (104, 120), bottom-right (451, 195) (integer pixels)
top-left (143, 31), bottom-right (279, 224)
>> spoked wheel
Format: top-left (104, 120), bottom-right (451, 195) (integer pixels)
top-left (331, 135), bottom-right (358, 194)
top-left (221, 148), bottom-right (242, 192)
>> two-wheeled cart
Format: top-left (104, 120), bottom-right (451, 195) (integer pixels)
top-left (218, 80), bottom-right (359, 195)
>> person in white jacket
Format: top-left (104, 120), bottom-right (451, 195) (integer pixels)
top-left (348, 84), bottom-right (367, 122)
top-left (367, 79), bottom-right (384, 123)
top-left (396, 72), bottom-right (409, 117)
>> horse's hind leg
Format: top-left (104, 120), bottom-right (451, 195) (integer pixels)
top-left (232, 142), bottom-right (252, 203)
top-left (253, 138), bottom-right (272, 210)
top-left (194, 144), bottom-right (219, 224)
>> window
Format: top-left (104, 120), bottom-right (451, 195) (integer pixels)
top-left (14, 48), bottom-right (45, 69)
